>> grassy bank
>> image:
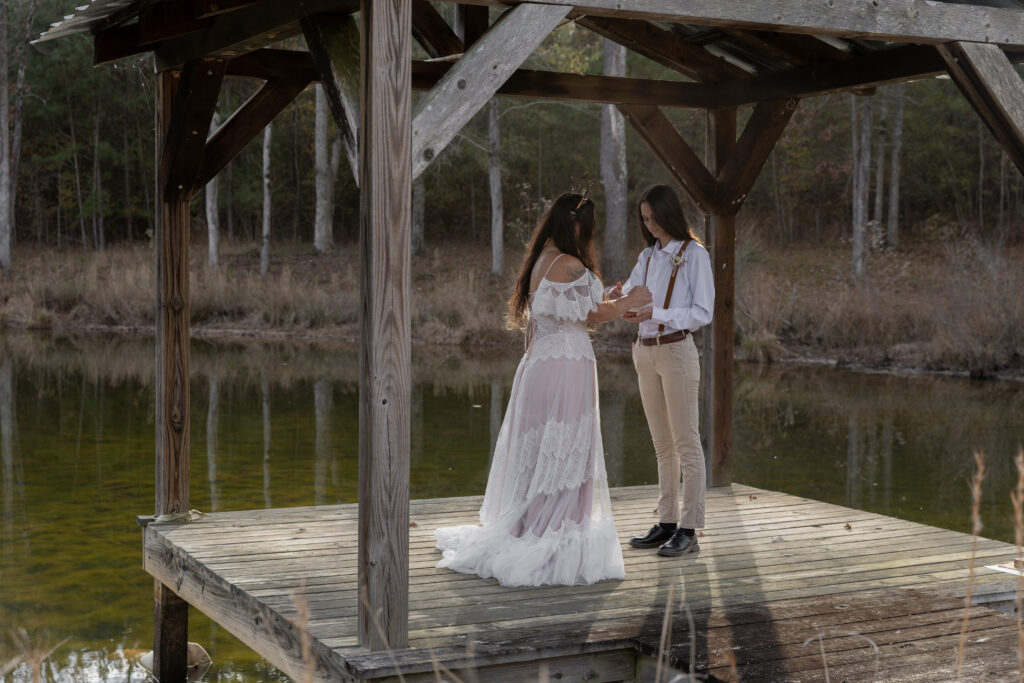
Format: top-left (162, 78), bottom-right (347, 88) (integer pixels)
top-left (1, 236), bottom-right (1022, 377)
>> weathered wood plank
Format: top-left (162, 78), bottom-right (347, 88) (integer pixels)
top-left (302, 13), bottom-right (361, 184)
top-left (576, 16), bottom-right (750, 82)
top-left (153, 67), bottom-right (191, 683)
top-left (411, 2), bottom-right (569, 179)
top-left (93, 23), bottom-right (147, 66)
top-left (438, 0), bottom-right (1024, 48)
top-left (707, 108), bottom-right (736, 487)
top-left (358, 0), bottom-right (412, 651)
top-left (716, 97), bottom-right (798, 213)
top-left (939, 41), bottom-right (1024, 175)
top-left (194, 76), bottom-right (309, 193)
top-left (618, 103), bottom-right (723, 214)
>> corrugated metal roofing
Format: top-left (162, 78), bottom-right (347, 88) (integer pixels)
top-left (35, 0), bottom-right (140, 43)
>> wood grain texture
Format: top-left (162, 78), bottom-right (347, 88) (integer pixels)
top-left (154, 68), bottom-right (192, 682)
top-left (939, 41), bottom-right (1024, 175)
top-left (143, 484), bottom-right (1023, 681)
top-left (707, 108), bottom-right (736, 488)
top-left (411, 2), bottom-right (569, 179)
top-left (358, 0), bottom-right (412, 651)
top-left (441, 0), bottom-right (1024, 48)
top-left (194, 75), bottom-right (309, 193)
top-left (159, 57), bottom-right (226, 201)
top-left (302, 13), bottom-right (361, 185)
top-left (618, 103), bottom-right (722, 214)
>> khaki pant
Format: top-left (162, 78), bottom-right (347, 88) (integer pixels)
top-left (632, 336), bottom-right (705, 529)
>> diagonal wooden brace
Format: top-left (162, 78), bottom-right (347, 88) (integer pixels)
top-left (716, 97), bottom-right (798, 214)
top-left (939, 41), bottom-right (1024, 176)
top-left (411, 3), bottom-right (570, 179)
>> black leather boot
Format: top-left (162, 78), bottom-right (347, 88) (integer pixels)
top-left (657, 529), bottom-right (700, 557)
top-left (629, 524), bottom-right (675, 549)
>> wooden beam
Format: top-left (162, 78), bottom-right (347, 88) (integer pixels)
top-left (411, 2), bottom-right (569, 179)
top-left (302, 13), bottom-right (361, 184)
top-left (716, 97), bottom-right (798, 213)
top-left (358, 0), bottom-right (412, 651)
top-left (412, 60), bottom-right (720, 108)
top-left (719, 29), bottom-right (851, 67)
top-left (140, 0), bottom-right (213, 45)
top-left (576, 16), bottom-right (749, 83)
top-left (454, 4), bottom-right (488, 46)
top-left (412, 0), bottom-right (464, 59)
top-left (443, 0), bottom-right (1024, 48)
top-left (153, 68), bottom-right (191, 681)
top-left (154, 0), bottom-right (356, 70)
top-left (225, 48), bottom-right (317, 81)
top-left (194, 0), bottom-right (265, 19)
top-left (706, 107), bottom-right (736, 489)
top-left (194, 76), bottom-right (310, 192)
top-left (618, 103), bottom-right (722, 214)
top-left (93, 23), bottom-right (147, 66)
top-left (939, 41), bottom-right (1024, 176)
top-left (160, 57), bottom-right (227, 201)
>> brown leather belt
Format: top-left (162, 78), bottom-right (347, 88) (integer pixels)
top-left (639, 330), bottom-right (689, 346)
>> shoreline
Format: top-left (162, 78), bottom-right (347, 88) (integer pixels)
top-left (6, 320), bottom-right (1023, 385)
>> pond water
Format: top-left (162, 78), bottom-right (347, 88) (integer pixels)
top-left (1, 333), bottom-right (1022, 681)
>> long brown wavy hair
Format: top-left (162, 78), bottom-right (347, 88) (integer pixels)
top-left (506, 193), bottom-right (598, 330)
top-left (638, 184), bottom-right (703, 247)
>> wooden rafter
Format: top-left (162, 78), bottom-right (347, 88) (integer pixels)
top-left (225, 48), bottom-right (316, 81)
top-left (454, 4), bottom-right (489, 46)
top-left (93, 23), bottom-right (145, 66)
top-left (576, 16), bottom-right (748, 82)
top-left (302, 13), bottom-right (361, 184)
top-left (153, 0), bottom-right (356, 70)
top-left (445, 0), bottom-right (1024, 48)
top-left (139, 0), bottom-right (213, 45)
top-left (617, 104), bottom-right (722, 214)
top-left (719, 29), bottom-right (851, 68)
top-left (412, 0), bottom-right (464, 59)
top-left (412, 61), bottom-right (719, 108)
top-left (411, 2), bottom-right (570, 179)
top-left (193, 75), bottom-right (310, 194)
top-left (160, 57), bottom-right (227, 201)
top-left (716, 97), bottom-right (798, 212)
top-left (940, 41), bottom-right (1024, 175)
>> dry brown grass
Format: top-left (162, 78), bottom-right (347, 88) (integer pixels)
top-left (2, 235), bottom-right (1023, 375)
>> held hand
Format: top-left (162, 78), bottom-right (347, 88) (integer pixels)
top-left (623, 306), bottom-right (654, 323)
top-left (604, 281), bottom-right (623, 300)
top-left (625, 285), bottom-right (652, 309)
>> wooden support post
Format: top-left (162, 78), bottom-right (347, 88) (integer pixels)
top-left (154, 68), bottom-right (191, 681)
top-left (454, 4), bottom-right (488, 46)
top-left (939, 41), bottom-right (1024, 175)
top-left (302, 13), bottom-right (361, 184)
top-left (358, 0), bottom-right (411, 651)
top-left (706, 108), bottom-right (736, 488)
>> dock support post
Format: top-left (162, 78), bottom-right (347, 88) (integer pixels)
top-left (153, 68), bottom-right (192, 681)
top-left (705, 108), bottom-right (736, 487)
top-left (357, 0), bottom-right (412, 651)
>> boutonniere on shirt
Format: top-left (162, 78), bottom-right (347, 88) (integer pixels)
top-left (669, 252), bottom-right (685, 268)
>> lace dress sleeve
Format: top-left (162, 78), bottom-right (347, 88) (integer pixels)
top-left (529, 270), bottom-right (604, 322)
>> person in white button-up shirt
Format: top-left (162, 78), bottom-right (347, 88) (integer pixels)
top-left (616, 184), bottom-right (715, 558)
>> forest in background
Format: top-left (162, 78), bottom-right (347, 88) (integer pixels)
top-left (1, 0), bottom-right (1023, 264)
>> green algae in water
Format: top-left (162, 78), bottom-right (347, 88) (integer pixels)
top-left (1, 334), bottom-right (1022, 680)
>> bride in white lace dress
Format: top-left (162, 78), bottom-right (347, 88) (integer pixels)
top-left (434, 193), bottom-right (651, 587)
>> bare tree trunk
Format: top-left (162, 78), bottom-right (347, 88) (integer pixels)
top-left (68, 109), bottom-right (88, 248)
top-left (92, 105), bottom-right (105, 251)
top-left (600, 39), bottom-right (628, 278)
top-left (8, 0), bottom-right (35, 244)
top-left (0, 1), bottom-right (10, 271)
top-left (412, 176), bottom-right (425, 256)
top-left (469, 179), bottom-right (477, 240)
top-left (206, 112), bottom-right (221, 267)
top-left (999, 150), bottom-right (1007, 244)
top-left (260, 124), bottom-right (272, 276)
top-left (978, 118), bottom-right (985, 228)
top-left (123, 102), bottom-right (132, 241)
top-left (488, 98), bottom-right (503, 275)
top-left (852, 95), bottom-right (873, 279)
top-left (226, 163), bottom-right (234, 243)
top-left (206, 373), bottom-right (220, 511)
top-left (887, 83), bottom-right (904, 250)
top-left (314, 379), bottom-right (332, 506)
top-left (313, 88), bottom-right (336, 253)
top-left (872, 90), bottom-right (888, 228)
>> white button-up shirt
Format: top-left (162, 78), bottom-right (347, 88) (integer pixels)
top-left (622, 238), bottom-right (715, 339)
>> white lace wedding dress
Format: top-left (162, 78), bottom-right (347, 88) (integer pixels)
top-left (434, 266), bottom-right (625, 587)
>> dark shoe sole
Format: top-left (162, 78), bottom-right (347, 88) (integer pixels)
top-left (657, 543), bottom-right (700, 557)
top-left (629, 539), bottom-right (668, 549)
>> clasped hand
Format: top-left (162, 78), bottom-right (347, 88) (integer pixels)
top-left (612, 284), bottom-right (652, 322)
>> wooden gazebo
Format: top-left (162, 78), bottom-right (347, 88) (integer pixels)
top-left (38, 0), bottom-right (1024, 680)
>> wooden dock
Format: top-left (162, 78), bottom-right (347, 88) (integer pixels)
top-left (144, 484), bottom-right (1024, 682)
